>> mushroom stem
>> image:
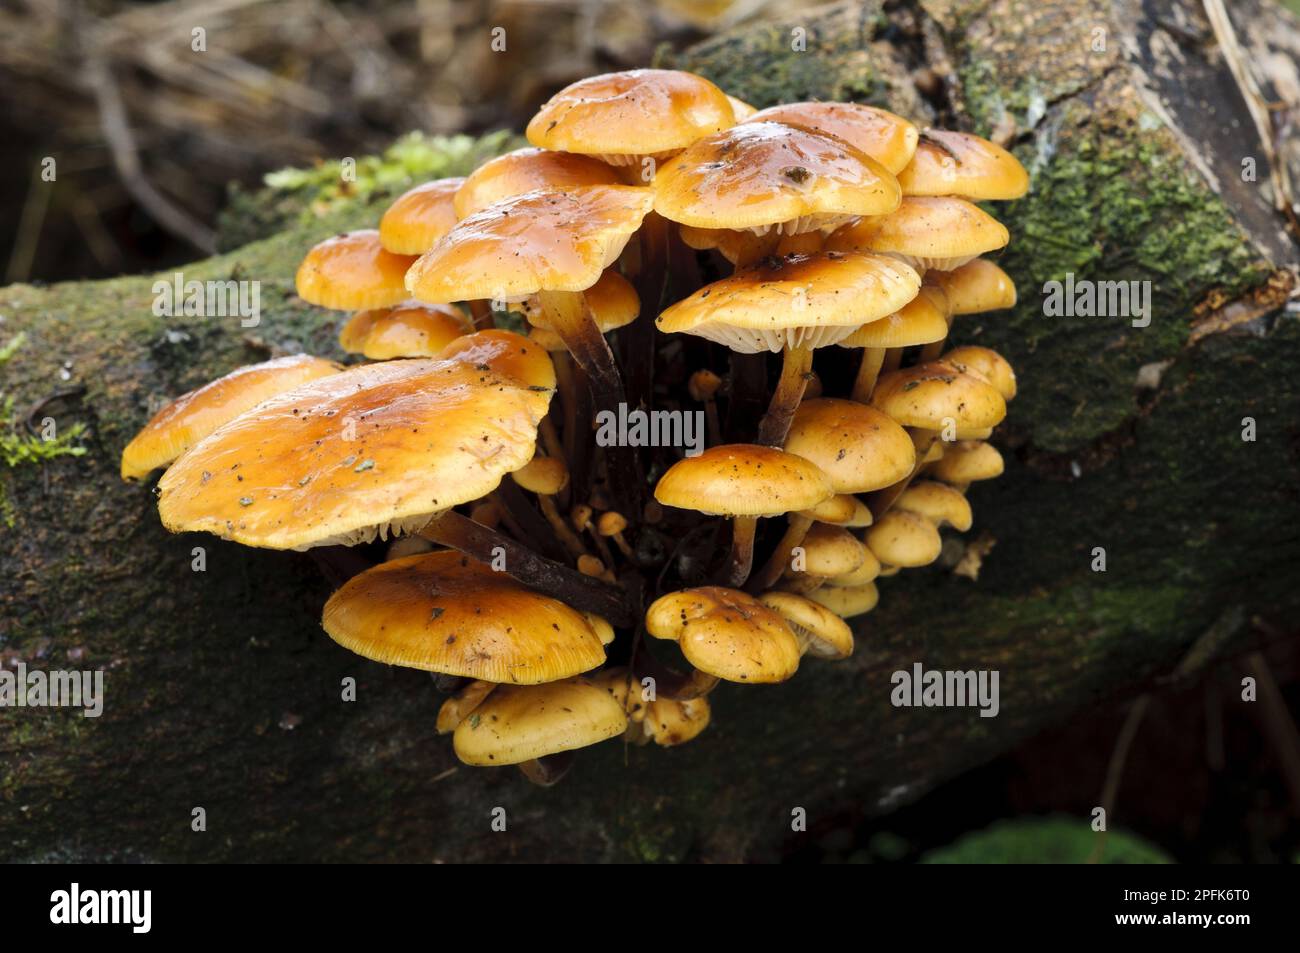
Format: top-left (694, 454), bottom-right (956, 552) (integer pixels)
top-left (538, 288), bottom-right (641, 514)
top-left (537, 494), bottom-right (590, 560)
top-left (722, 515), bottom-right (759, 587)
top-left (420, 510), bottom-right (632, 625)
top-left (748, 512), bottom-right (814, 593)
top-left (518, 751), bottom-right (575, 787)
top-left (623, 211), bottom-right (668, 420)
top-left (866, 429), bottom-right (939, 519)
top-left (467, 299), bottom-right (495, 330)
top-left (756, 344), bottom-right (814, 447)
top-left (881, 347), bottom-right (904, 375)
top-left (493, 479), bottom-right (569, 561)
top-left (850, 347), bottom-right (886, 402)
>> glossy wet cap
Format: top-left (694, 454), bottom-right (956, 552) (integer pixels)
top-left (654, 443), bottom-right (832, 517)
top-left (745, 102), bottom-right (918, 174)
top-left (826, 196), bottom-right (1009, 272)
top-left (871, 362), bottom-right (1006, 432)
top-left (157, 330), bottom-right (554, 550)
top-left (378, 178), bottom-right (465, 255)
top-left (897, 130), bottom-right (1029, 200)
top-left (453, 677), bottom-right (628, 765)
top-left (940, 345), bottom-right (1017, 400)
top-left (121, 355), bottom-right (342, 480)
top-left (405, 185), bottom-right (654, 302)
top-left (657, 251), bottom-right (921, 353)
top-left (526, 69), bottom-right (735, 160)
top-left (454, 148), bottom-right (623, 218)
top-left (838, 285), bottom-right (951, 349)
top-left (653, 122), bottom-right (901, 234)
top-left (323, 551), bottom-right (607, 683)
top-left (759, 590), bottom-right (855, 659)
top-left (518, 269), bottom-right (640, 333)
top-left (645, 586), bottom-right (801, 683)
top-left (295, 230), bottom-right (418, 310)
top-left (338, 301), bottom-right (469, 359)
top-left (783, 398), bottom-right (916, 493)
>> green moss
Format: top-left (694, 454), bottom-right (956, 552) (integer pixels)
top-left (922, 816), bottom-right (1172, 863)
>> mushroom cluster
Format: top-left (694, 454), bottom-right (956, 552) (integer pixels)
top-left (122, 69), bottom-right (1026, 785)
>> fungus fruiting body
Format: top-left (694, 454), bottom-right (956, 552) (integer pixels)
top-left (122, 67), bottom-right (1027, 785)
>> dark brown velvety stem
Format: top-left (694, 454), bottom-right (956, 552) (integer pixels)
top-left (756, 344), bottom-right (813, 447)
top-left (748, 512), bottom-right (813, 593)
top-left (421, 510), bottom-right (632, 625)
top-left (721, 515), bottom-right (758, 587)
top-left (467, 299), bottom-right (495, 330)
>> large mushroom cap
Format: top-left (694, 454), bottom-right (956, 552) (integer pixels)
top-left (518, 269), bottom-right (640, 333)
top-left (940, 345), bottom-right (1017, 400)
top-left (323, 551), bottom-right (607, 683)
top-left (897, 130), bottom-right (1029, 200)
top-left (744, 102), bottom-right (919, 175)
top-left (657, 251), bottom-right (921, 353)
top-left (826, 196), bottom-right (1009, 273)
top-left (339, 301), bottom-right (469, 359)
top-left (838, 285), bottom-right (951, 349)
top-left (929, 440), bottom-right (1005, 484)
top-left (930, 259), bottom-right (1017, 315)
top-left (378, 178), bottom-right (465, 255)
top-left (759, 590), bottom-right (855, 660)
top-left (120, 354), bottom-right (342, 480)
top-left (645, 586), bottom-right (801, 684)
top-left (453, 677), bottom-right (628, 765)
top-left (526, 69), bottom-right (735, 163)
top-left (405, 185), bottom-right (654, 302)
top-left (454, 147), bottom-right (623, 218)
top-left (783, 398), bottom-right (916, 494)
top-left (654, 444), bottom-right (832, 518)
top-left (866, 510), bottom-right (943, 567)
top-left (653, 122), bottom-right (901, 235)
top-left (896, 480), bottom-right (973, 531)
top-left (157, 330), bottom-right (554, 550)
top-left (295, 230), bottom-right (418, 311)
top-left (871, 362), bottom-right (1007, 433)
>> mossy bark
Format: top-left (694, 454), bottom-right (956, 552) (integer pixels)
top-left (2, 0), bottom-right (1298, 862)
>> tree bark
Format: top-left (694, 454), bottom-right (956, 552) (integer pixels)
top-left (2, 0), bottom-right (1298, 862)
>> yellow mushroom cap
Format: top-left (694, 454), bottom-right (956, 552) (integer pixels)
top-left (436, 679), bottom-right (496, 734)
top-left (339, 301), bottom-right (469, 359)
top-left (512, 455), bottom-right (569, 495)
top-left (826, 196), bottom-right (1010, 273)
top-left (295, 230), bottom-right (418, 311)
top-left (657, 251), bottom-right (921, 354)
top-left (784, 398), bottom-right (916, 494)
top-left (454, 148), bottom-right (623, 219)
top-left (677, 225), bottom-right (772, 266)
top-left (929, 440), bottom-right (1005, 483)
top-left (744, 102), bottom-right (919, 175)
top-left (644, 695), bottom-right (711, 747)
top-left (837, 285), bottom-right (951, 349)
top-left (654, 443), bottom-right (832, 517)
top-left (378, 178), bottom-right (465, 255)
top-left (896, 480), bottom-right (974, 531)
top-left (798, 493), bottom-right (858, 525)
top-left (929, 259), bottom-right (1017, 315)
top-left (688, 368), bottom-right (723, 401)
top-left (405, 185), bottom-right (654, 302)
top-left (323, 551), bottom-right (607, 682)
top-left (526, 69), bottom-right (735, 162)
top-left (653, 122), bottom-right (901, 235)
top-left (865, 510), bottom-right (943, 567)
top-left (453, 677), bottom-right (628, 765)
top-left (940, 345), bottom-right (1017, 400)
top-left (825, 547), bottom-right (881, 586)
top-left (645, 586), bottom-right (801, 684)
top-left (806, 580), bottom-right (879, 618)
top-left (120, 354), bottom-right (342, 480)
top-left (157, 330), bottom-right (554, 550)
top-left (897, 130), bottom-right (1029, 200)
top-left (725, 95), bottom-right (758, 120)
top-left (791, 522), bottom-right (867, 577)
top-left (871, 362), bottom-right (1006, 432)
top-left (519, 269), bottom-right (640, 334)
top-left (759, 590), bottom-right (855, 659)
